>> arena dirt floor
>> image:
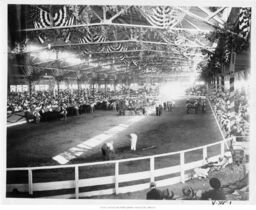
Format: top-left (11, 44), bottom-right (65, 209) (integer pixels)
top-left (7, 98), bottom-right (223, 169)
top-left (7, 97), bottom-right (226, 190)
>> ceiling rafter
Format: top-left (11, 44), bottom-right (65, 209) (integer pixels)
top-left (198, 6), bottom-right (225, 27)
top-left (89, 6), bottom-right (103, 22)
top-left (174, 6), bottom-right (244, 39)
top-left (206, 7), bottom-right (226, 21)
top-left (174, 6), bottom-right (218, 29)
top-left (108, 6), bottom-right (132, 22)
top-left (12, 5), bottom-right (231, 79)
top-left (50, 39), bottom-right (214, 50)
top-left (183, 19), bottom-right (200, 30)
top-left (20, 21), bottom-right (214, 33)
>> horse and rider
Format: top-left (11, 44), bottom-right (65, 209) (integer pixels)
top-left (186, 97), bottom-right (206, 114)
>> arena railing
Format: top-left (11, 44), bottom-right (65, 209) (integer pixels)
top-left (6, 137), bottom-right (233, 199)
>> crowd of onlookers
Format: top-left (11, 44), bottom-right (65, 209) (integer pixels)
top-left (209, 88), bottom-right (249, 139)
top-left (186, 84), bottom-right (249, 139)
top-left (7, 87), bottom-right (160, 123)
top-left (146, 175), bottom-right (248, 200)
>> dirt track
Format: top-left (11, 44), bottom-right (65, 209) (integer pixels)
top-left (7, 98), bottom-right (223, 169)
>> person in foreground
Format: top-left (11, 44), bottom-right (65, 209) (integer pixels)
top-left (146, 182), bottom-right (164, 200)
top-left (201, 178), bottom-right (226, 200)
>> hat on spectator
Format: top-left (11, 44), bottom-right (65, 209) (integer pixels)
top-left (150, 182), bottom-right (156, 189)
top-left (182, 186), bottom-right (195, 197)
top-left (209, 178), bottom-right (221, 189)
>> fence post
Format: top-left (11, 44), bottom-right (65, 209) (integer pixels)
top-left (150, 156), bottom-right (155, 183)
top-left (180, 152), bottom-right (185, 183)
top-left (28, 169), bottom-right (33, 196)
top-left (75, 166), bottom-right (79, 199)
top-left (203, 146), bottom-right (207, 160)
top-left (115, 161), bottom-right (119, 195)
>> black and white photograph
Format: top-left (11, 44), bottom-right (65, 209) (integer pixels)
top-left (1, 0), bottom-right (256, 206)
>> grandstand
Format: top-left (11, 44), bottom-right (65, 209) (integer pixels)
top-left (5, 2), bottom-right (252, 202)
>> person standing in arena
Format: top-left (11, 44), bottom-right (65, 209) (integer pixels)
top-left (158, 104), bottom-right (163, 116)
top-left (130, 133), bottom-right (138, 151)
top-left (156, 105), bottom-right (159, 116)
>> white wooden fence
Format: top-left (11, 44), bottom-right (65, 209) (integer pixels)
top-left (6, 137), bottom-right (233, 199)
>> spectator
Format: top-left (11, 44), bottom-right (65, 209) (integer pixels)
top-left (201, 178), bottom-right (226, 200)
top-left (209, 89), bottom-right (249, 138)
top-left (182, 186), bottom-right (195, 200)
top-left (7, 87), bottom-right (160, 122)
top-left (146, 182), bottom-right (164, 200)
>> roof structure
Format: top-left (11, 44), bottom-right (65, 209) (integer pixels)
top-left (8, 5), bottom-right (239, 83)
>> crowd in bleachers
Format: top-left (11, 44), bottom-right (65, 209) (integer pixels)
top-left (185, 84), bottom-right (249, 139)
top-left (7, 87), bottom-right (159, 123)
top-left (209, 89), bottom-right (249, 139)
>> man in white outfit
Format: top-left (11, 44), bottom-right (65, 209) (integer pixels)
top-left (130, 133), bottom-right (138, 151)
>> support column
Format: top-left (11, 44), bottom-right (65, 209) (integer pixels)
top-left (213, 76), bottom-right (217, 92)
top-left (211, 74), bottom-right (215, 91)
top-left (221, 64), bottom-right (225, 94)
top-left (105, 81), bottom-right (107, 95)
top-left (92, 83), bottom-right (95, 97)
top-left (229, 50), bottom-right (236, 128)
top-left (216, 75), bottom-right (220, 92)
top-left (114, 82), bottom-right (116, 93)
top-left (221, 74), bottom-right (225, 93)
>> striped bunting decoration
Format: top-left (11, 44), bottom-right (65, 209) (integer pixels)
top-left (33, 6), bottom-right (74, 28)
top-left (79, 34), bottom-right (106, 44)
top-left (143, 6), bottom-right (179, 27)
top-left (106, 43), bottom-right (124, 52)
top-left (238, 8), bottom-right (251, 40)
top-left (32, 6), bottom-right (75, 44)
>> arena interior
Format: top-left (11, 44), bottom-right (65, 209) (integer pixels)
top-left (6, 4), bottom-right (251, 201)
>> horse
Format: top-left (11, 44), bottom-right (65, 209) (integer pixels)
top-left (186, 100), bottom-right (199, 114)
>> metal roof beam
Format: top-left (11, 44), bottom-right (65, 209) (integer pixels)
top-left (89, 6), bottom-right (103, 21)
top-left (184, 19), bottom-right (200, 30)
top-left (19, 22), bottom-right (213, 33)
top-left (174, 6), bottom-right (218, 29)
top-left (206, 7), bottom-right (226, 22)
top-left (174, 6), bottom-right (244, 39)
top-left (108, 6), bottom-right (132, 22)
top-left (51, 39), bottom-right (214, 50)
top-left (198, 7), bottom-right (225, 27)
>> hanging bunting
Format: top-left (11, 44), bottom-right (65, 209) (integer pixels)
top-left (30, 6), bottom-right (75, 44)
top-left (32, 6), bottom-right (74, 28)
top-left (140, 6), bottom-right (186, 28)
top-left (106, 43), bottom-right (126, 52)
top-left (238, 8), bottom-right (251, 40)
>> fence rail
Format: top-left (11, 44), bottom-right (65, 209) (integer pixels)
top-left (6, 137), bottom-right (233, 199)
